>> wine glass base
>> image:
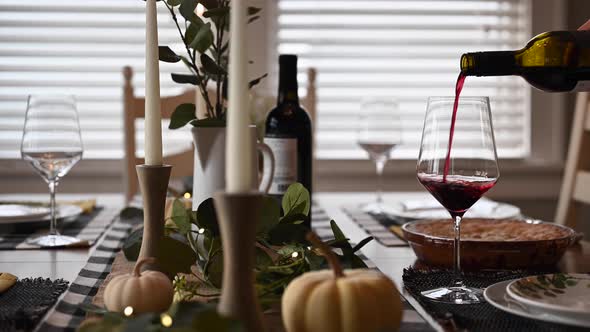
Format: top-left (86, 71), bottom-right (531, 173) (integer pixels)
top-left (421, 285), bottom-right (485, 304)
top-left (27, 234), bottom-right (83, 248)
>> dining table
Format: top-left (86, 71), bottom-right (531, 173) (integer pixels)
top-left (1, 192), bottom-right (588, 332)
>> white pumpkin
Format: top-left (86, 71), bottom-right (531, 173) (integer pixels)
top-left (104, 257), bottom-right (173, 314)
top-left (282, 234), bottom-right (403, 332)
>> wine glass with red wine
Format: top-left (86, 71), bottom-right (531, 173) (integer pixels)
top-left (357, 98), bottom-right (402, 214)
top-left (416, 96), bottom-right (499, 304)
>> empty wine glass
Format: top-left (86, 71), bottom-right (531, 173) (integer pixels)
top-left (21, 95), bottom-right (84, 247)
top-left (417, 96), bottom-right (499, 304)
top-left (357, 97), bottom-right (402, 214)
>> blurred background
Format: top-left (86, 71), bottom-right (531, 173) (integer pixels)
top-left (0, 0), bottom-right (588, 224)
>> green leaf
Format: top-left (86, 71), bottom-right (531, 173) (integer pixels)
top-left (196, 198), bottom-right (220, 236)
top-left (305, 251), bottom-right (326, 270)
top-left (204, 248), bottom-right (223, 288)
top-left (330, 220), bottom-right (346, 242)
top-left (257, 196), bottom-right (280, 234)
top-left (169, 103), bottom-right (196, 129)
top-left (122, 228), bottom-right (142, 261)
top-left (200, 53), bottom-right (227, 76)
top-left (203, 7), bottom-right (229, 18)
top-left (185, 23), bottom-right (199, 46)
top-left (179, 0), bottom-right (199, 23)
top-left (255, 247), bottom-right (273, 269)
top-left (159, 46), bottom-right (181, 63)
top-left (171, 199), bottom-right (192, 234)
top-left (352, 236), bottom-right (374, 252)
top-left (279, 212), bottom-right (308, 225)
top-left (156, 236), bottom-right (198, 276)
top-left (190, 22), bottom-right (214, 53)
top-left (248, 7), bottom-right (262, 16)
top-left (268, 224), bottom-right (308, 245)
top-left (350, 254), bottom-right (369, 269)
top-left (249, 73), bottom-right (268, 89)
top-left (282, 183), bottom-right (311, 216)
top-left (171, 73), bottom-right (201, 85)
top-left (191, 118), bottom-right (226, 127)
top-left (167, 0), bottom-right (181, 6)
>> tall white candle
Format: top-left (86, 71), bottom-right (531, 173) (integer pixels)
top-left (144, 0), bottom-right (163, 166)
top-left (226, 0), bottom-right (253, 193)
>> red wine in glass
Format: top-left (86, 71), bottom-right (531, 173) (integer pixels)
top-left (443, 73), bottom-right (467, 182)
top-left (417, 174), bottom-right (496, 217)
top-left (417, 94), bottom-right (499, 304)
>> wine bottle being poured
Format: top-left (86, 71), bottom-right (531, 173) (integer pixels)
top-left (460, 30), bottom-right (590, 92)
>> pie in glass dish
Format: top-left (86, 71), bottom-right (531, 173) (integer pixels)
top-left (402, 218), bottom-right (577, 270)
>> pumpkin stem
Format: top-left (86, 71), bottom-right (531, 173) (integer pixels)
top-left (306, 232), bottom-right (344, 278)
top-left (133, 257), bottom-right (157, 277)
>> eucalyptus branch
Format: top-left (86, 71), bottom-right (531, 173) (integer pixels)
top-left (214, 7), bottom-right (225, 118)
top-left (163, 1), bottom-right (215, 118)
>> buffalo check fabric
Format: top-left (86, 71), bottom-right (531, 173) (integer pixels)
top-left (0, 207), bottom-right (119, 250)
top-left (342, 207), bottom-right (408, 247)
top-left (38, 205), bottom-right (432, 332)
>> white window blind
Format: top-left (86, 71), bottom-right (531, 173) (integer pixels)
top-left (276, 0), bottom-right (531, 159)
top-left (0, 0), bottom-right (192, 159)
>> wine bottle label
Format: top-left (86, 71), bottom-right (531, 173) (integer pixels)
top-left (265, 137), bottom-right (298, 194)
top-left (572, 80), bottom-right (590, 92)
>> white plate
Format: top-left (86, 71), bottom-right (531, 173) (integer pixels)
top-left (0, 204), bottom-right (83, 224)
top-left (507, 274), bottom-right (590, 318)
top-left (0, 204), bottom-right (50, 222)
top-left (485, 280), bottom-right (590, 328)
top-left (383, 197), bottom-right (521, 220)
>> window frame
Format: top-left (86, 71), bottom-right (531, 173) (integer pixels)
top-left (0, 0), bottom-right (567, 200)
top-left (261, 0), bottom-right (566, 197)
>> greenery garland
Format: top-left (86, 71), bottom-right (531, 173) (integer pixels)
top-left (79, 184), bottom-right (373, 331)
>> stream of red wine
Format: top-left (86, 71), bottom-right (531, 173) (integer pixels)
top-left (443, 73), bottom-right (467, 182)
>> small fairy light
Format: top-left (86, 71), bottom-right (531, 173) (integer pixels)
top-left (196, 3), bottom-right (205, 16)
top-left (198, 228), bottom-right (205, 234)
top-left (123, 306), bottom-right (134, 317)
top-left (291, 252), bottom-right (299, 258)
top-left (183, 192), bottom-right (191, 199)
top-left (160, 313), bottom-right (173, 327)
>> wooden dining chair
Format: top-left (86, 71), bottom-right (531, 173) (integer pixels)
top-left (555, 92), bottom-right (590, 228)
top-left (122, 66), bottom-right (196, 203)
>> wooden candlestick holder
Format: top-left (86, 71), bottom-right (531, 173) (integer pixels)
top-left (213, 191), bottom-right (266, 332)
top-left (136, 164), bottom-right (172, 272)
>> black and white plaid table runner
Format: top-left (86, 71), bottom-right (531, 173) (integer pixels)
top-left (39, 206), bottom-right (432, 332)
top-left (0, 207), bottom-right (119, 250)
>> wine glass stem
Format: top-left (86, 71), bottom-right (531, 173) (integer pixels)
top-left (48, 180), bottom-right (58, 236)
top-left (452, 215), bottom-right (463, 287)
top-left (375, 159), bottom-right (386, 205)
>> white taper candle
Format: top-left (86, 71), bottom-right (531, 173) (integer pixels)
top-left (144, 0), bottom-right (163, 166)
top-left (226, 0), bottom-right (253, 193)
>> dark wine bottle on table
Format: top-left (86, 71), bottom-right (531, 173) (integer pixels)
top-left (265, 54), bottom-right (313, 227)
top-left (461, 31), bottom-right (590, 92)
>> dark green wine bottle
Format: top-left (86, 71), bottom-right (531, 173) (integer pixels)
top-left (461, 31), bottom-right (590, 92)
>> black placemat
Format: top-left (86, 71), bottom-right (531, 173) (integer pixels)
top-left (342, 207), bottom-right (408, 246)
top-left (0, 277), bottom-right (69, 331)
top-left (0, 206), bottom-right (120, 250)
top-left (403, 268), bottom-right (589, 332)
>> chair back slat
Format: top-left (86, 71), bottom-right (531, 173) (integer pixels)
top-left (555, 92), bottom-right (590, 227)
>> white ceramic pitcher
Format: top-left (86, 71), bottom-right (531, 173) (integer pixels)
top-left (191, 125), bottom-right (274, 208)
